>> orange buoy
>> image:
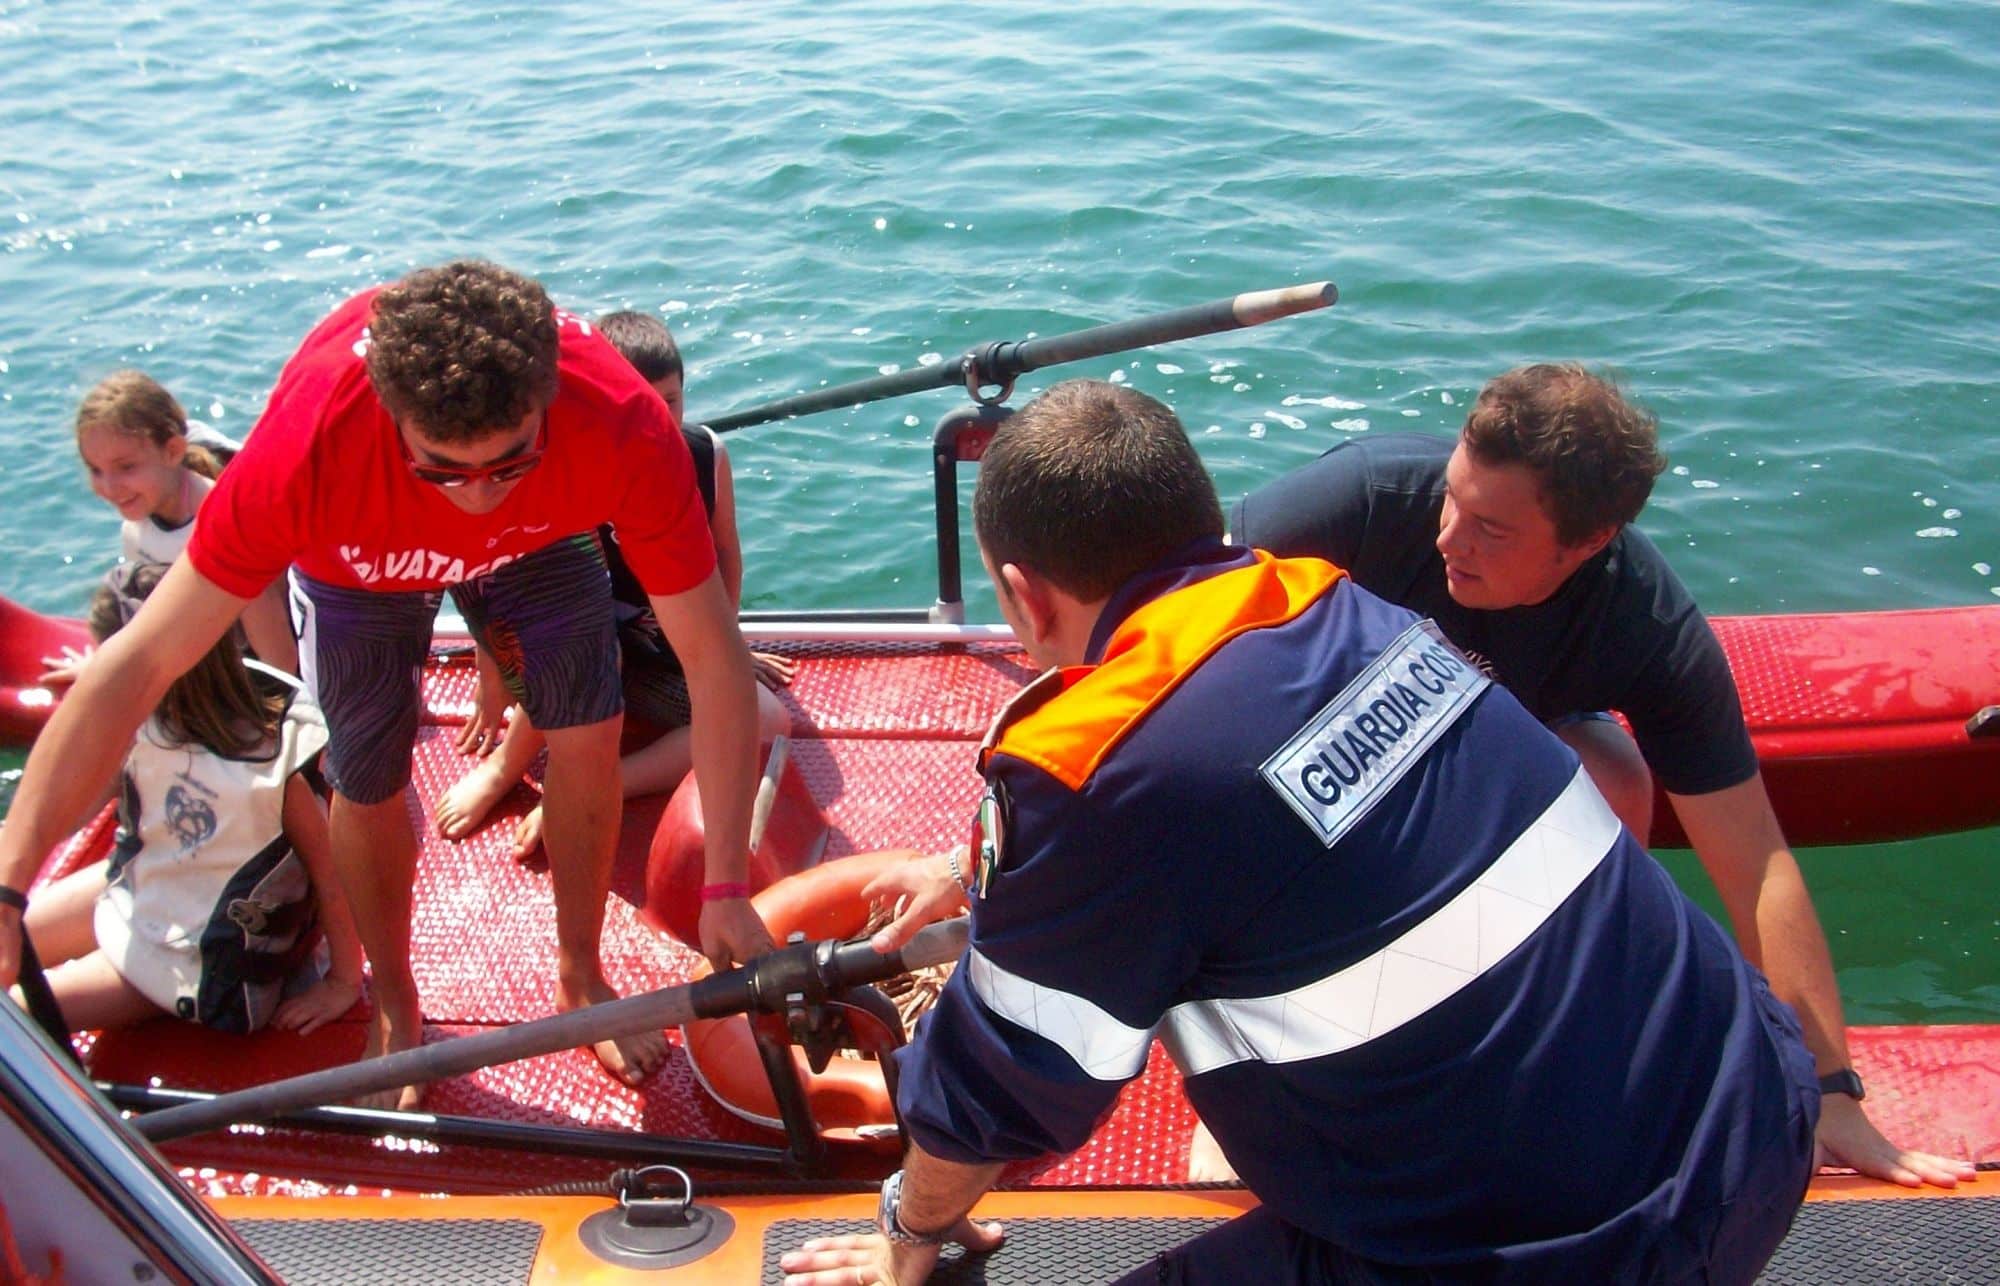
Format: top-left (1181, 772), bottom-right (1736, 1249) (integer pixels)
top-left (642, 739), bottom-right (832, 948)
top-left (680, 850), bottom-right (934, 1147)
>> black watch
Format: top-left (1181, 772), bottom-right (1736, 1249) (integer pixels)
top-left (1817, 1068), bottom-right (1866, 1101)
top-left (876, 1169), bottom-right (951, 1246)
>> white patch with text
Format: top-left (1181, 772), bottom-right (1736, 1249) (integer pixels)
top-left (1261, 620), bottom-right (1489, 847)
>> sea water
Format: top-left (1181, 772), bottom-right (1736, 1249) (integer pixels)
top-left (0, 0), bottom-right (1993, 1020)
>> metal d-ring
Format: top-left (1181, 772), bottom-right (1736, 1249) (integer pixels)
top-left (963, 344), bottom-right (1015, 406)
top-left (619, 1164), bottom-right (694, 1224)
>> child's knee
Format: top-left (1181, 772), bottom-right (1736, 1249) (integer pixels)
top-left (756, 685), bottom-right (793, 739)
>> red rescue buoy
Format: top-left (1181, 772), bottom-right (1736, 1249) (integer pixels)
top-left (680, 850), bottom-right (933, 1147)
top-left (642, 738), bottom-right (833, 949)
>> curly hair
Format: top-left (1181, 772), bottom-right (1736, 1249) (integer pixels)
top-left (365, 260), bottom-right (560, 444)
top-left (76, 370), bottom-right (222, 479)
top-left (973, 380), bottom-right (1222, 602)
top-left (1459, 363), bottom-right (1667, 546)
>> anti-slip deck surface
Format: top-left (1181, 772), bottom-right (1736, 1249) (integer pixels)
top-left (213, 1193), bottom-right (2000, 1284)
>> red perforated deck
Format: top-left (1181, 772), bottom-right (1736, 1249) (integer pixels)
top-left (42, 637), bottom-right (2000, 1197)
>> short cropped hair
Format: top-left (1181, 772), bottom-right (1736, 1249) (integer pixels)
top-left (973, 379), bottom-right (1223, 602)
top-left (365, 260), bottom-right (560, 444)
top-left (595, 311), bottom-right (682, 384)
top-left (1459, 363), bottom-right (1667, 546)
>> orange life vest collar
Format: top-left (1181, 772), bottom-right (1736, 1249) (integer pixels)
top-left (982, 552), bottom-right (1348, 791)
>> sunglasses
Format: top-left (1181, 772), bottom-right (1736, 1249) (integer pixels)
top-left (398, 416), bottom-right (547, 488)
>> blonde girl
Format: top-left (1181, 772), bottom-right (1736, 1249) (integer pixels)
top-left (49, 371), bottom-right (297, 682)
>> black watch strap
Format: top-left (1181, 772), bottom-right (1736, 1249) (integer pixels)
top-left (0, 885), bottom-right (27, 914)
top-left (1817, 1068), bottom-right (1866, 1101)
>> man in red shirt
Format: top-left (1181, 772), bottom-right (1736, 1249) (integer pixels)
top-left (0, 261), bottom-right (771, 1103)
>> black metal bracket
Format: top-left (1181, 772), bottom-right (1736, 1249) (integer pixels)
top-left (930, 402), bottom-right (1015, 621)
top-left (750, 980), bottom-right (909, 1175)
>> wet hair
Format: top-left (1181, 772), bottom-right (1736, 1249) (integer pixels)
top-left (595, 310), bottom-right (682, 385)
top-left (364, 260), bottom-right (560, 444)
top-left (75, 370), bottom-right (222, 480)
top-left (1459, 363), bottom-right (1668, 546)
top-left (89, 563), bottom-right (285, 759)
top-left (972, 379), bottom-right (1223, 602)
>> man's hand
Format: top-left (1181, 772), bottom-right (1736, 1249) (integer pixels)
top-left (779, 1216), bottom-right (1005, 1286)
top-left (1815, 1092), bottom-right (1977, 1188)
top-left (863, 853), bottom-right (968, 954)
top-left (699, 896), bottom-right (775, 971)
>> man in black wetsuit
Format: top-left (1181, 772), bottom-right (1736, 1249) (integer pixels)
top-left (1231, 362), bottom-right (1972, 1190)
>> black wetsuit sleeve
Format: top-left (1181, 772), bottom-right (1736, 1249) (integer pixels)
top-left (1620, 609), bottom-right (1759, 797)
top-left (1232, 447), bottom-right (1376, 567)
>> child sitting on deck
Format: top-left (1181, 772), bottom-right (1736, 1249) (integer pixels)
top-left (434, 311), bottom-right (793, 858)
top-left (44, 371), bottom-right (298, 684)
top-left (15, 562), bottom-right (363, 1036)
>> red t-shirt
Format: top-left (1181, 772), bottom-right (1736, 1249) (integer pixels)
top-left (188, 289), bottom-right (716, 599)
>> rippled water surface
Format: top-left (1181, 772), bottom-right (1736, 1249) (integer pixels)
top-left (0, 0), bottom-right (1994, 1019)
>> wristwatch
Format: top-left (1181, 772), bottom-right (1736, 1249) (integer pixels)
top-left (876, 1169), bottom-right (951, 1246)
top-left (1817, 1068), bottom-right (1866, 1101)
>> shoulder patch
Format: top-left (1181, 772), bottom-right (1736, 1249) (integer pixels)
top-left (969, 779), bottom-right (1009, 898)
top-left (1261, 619), bottom-right (1489, 847)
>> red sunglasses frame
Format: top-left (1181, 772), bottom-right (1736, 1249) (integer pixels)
top-left (397, 416), bottom-right (547, 488)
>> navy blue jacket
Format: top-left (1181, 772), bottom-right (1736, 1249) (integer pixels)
top-left (896, 542), bottom-right (1816, 1277)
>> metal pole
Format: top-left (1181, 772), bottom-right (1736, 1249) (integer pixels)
top-left (700, 280), bottom-right (1336, 433)
top-left (136, 917), bottom-right (970, 1142)
top-left (107, 1084), bottom-right (795, 1172)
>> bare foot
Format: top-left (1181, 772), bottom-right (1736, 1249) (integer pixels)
top-left (434, 756), bottom-right (521, 840)
top-left (559, 974), bottom-right (666, 1087)
top-left (355, 990), bottom-right (426, 1112)
top-left (510, 804), bottom-right (546, 864)
top-left (1186, 1119), bottom-right (1240, 1183)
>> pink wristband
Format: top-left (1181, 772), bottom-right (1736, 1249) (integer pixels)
top-left (700, 882), bottom-right (752, 902)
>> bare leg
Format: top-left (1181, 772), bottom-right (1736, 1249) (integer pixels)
top-left (38, 950), bottom-right (164, 1031)
top-left (539, 714), bottom-right (665, 1085)
top-left (1186, 1119), bottom-right (1239, 1183)
top-left (22, 860), bottom-right (110, 966)
top-left (619, 727), bottom-right (694, 799)
top-left (618, 683), bottom-right (790, 801)
top-left (329, 790), bottom-right (426, 1110)
top-left (755, 681), bottom-right (794, 743)
top-left (1555, 718), bottom-right (1655, 842)
top-left (436, 715), bottom-right (547, 840)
